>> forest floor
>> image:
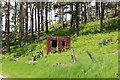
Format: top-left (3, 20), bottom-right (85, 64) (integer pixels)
top-left (1, 18), bottom-right (119, 78)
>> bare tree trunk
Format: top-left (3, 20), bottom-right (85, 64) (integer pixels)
top-left (75, 3), bottom-right (79, 36)
top-left (65, 7), bottom-right (67, 23)
top-left (100, 2), bottom-right (103, 32)
top-left (31, 4), bottom-right (34, 37)
top-left (41, 2), bottom-right (44, 31)
top-left (61, 5), bottom-right (64, 28)
top-left (70, 3), bottom-right (73, 28)
top-left (49, 11), bottom-right (51, 26)
top-left (0, 2), bottom-right (2, 52)
top-left (21, 3), bottom-right (24, 36)
top-left (35, 7), bottom-right (37, 32)
top-left (84, 3), bottom-right (87, 23)
top-left (58, 9), bottom-right (61, 23)
top-left (96, 2), bottom-right (99, 19)
top-left (25, 2), bottom-right (28, 43)
top-left (19, 2), bottom-right (23, 47)
top-left (98, 2), bottom-right (100, 19)
top-left (37, 3), bottom-right (40, 41)
top-left (22, 13), bottom-right (24, 36)
top-left (6, 1), bottom-right (10, 52)
top-left (14, 1), bottom-right (17, 42)
top-left (45, 2), bottom-right (48, 34)
top-left (51, 9), bottom-right (53, 24)
top-left (87, 2), bottom-right (91, 22)
top-left (102, 3), bottom-right (105, 19)
top-left (115, 2), bottom-right (117, 16)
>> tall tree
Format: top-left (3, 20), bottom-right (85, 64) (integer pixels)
top-left (100, 2), bottom-right (103, 32)
top-left (84, 3), bottom-right (87, 23)
top-left (19, 2), bottom-right (23, 47)
top-left (35, 6), bottom-right (37, 32)
top-left (45, 2), bottom-right (48, 34)
top-left (41, 2), bottom-right (44, 31)
top-left (60, 3), bottom-right (64, 28)
top-left (30, 3), bottom-right (34, 37)
top-left (102, 3), bottom-right (105, 19)
top-left (70, 3), bottom-right (73, 28)
top-left (96, 2), bottom-right (99, 19)
top-left (25, 2), bottom-right (28, 43)
top-left (37, 2), bottom-right (40, 41)
top-left (75, 2), bottom-right (79, 36)
top-left (114, 2), bottom-right (117, 16)
top-left (5, 1), bottom-right (10, 52)
top-left (0, 1), bottom-right (2, 47)
top-left (14, 1), bottom-right (17, 42)
top-left (87, 2), bottom-right (91, 22)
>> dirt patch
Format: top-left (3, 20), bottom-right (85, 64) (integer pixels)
top-left (25, 60), bottom-right (37, 64)
top-left (114, 49), bottom-right (120, 54)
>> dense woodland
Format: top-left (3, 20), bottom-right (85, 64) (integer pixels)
top-left (0, 1), bottom-right (120, 53)
top-left (0, 1), bottom-right (120, 78)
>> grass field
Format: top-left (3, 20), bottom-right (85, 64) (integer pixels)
top-left (1, 18), bottom-right (119, 78)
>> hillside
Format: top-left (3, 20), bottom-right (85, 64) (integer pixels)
top-left (1, 18), bottom-right (119, 78)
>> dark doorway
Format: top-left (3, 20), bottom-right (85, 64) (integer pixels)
top-left (51, 40), bottom-right (57, 47)
top-left (62, 41), bottom-right (65, 46)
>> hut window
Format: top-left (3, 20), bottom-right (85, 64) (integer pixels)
top-left (62, 41), bottom-right (65, 46)
top-left (51, 40), bottom-right (57, 47)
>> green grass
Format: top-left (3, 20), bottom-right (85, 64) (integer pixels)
top-left (1, 18), bottom-right (119, 78)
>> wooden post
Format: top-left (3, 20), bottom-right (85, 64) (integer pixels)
top-left (71, 48), bottom-right (77, 63)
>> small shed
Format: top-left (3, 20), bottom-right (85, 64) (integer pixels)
top-left (46, 36), bottom-right (70, 54)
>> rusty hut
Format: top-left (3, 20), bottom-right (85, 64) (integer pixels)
top-left (46, 36), bottom-right (70, 54)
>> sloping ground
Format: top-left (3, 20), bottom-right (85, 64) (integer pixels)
top-left (1, 18), bottom-right (119, 78)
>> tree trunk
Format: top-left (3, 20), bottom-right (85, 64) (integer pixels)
top-left (96, 2), bottom-right (99, 19)
top-left (35, 7), bottom-right (37, 32)
top-left (37, 3), bottom-right (40, 41)
top-left (70, 3), bottom-right (75, 34)
top-left (115, 2), bottom-right (117, 16)
top-left (6, 1), bottom-right (10, 52)
top-left (25, 2), bottom-right (28, 43)
top-left (65, 7), bottom-right (67, 23)
top-left (100, 2), bottom-right (103, 32)
top-left (51, 9), bottom-right (53, 24)
top-left (101, 3), bottom-right (105, 19)
top-left (84, 3), bottom-right (87, 23)
top-left (75, 3), bottom-right (79, 36)
top-left (87, 2), bottom-right (91, 22)
top-left (21, 3), bottom-right (24, 36)
top-left (41, 2), bottom-right (44, 31)
top-left (49, 11), bottom-right (51, 26)
top-left (31, 4), bottom-right (34, 37)
top-left (98, 2), bottom-right (100, 19)
top-left (70, 3), bottom-right (73, 28)
top-left (22, 12), bottom-right (24, 36)
top-left (45, 2), bottom-right (48, 34)
top-left (61, 5), bottom-right (64, 28)
top-left (19, 2), bottom-right (23, 47)
top-left (14, 1), bottom-right (17, 42)
top-left (0, 2), bottom-right (2, 45)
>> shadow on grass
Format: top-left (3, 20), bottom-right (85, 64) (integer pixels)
top-left (79, 18), bottom-right (120, 36)
top-left (103, 18), bottom-right (120, 32)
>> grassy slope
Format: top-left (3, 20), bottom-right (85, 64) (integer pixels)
top-left (1, 18), bottom-right (119, 78)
